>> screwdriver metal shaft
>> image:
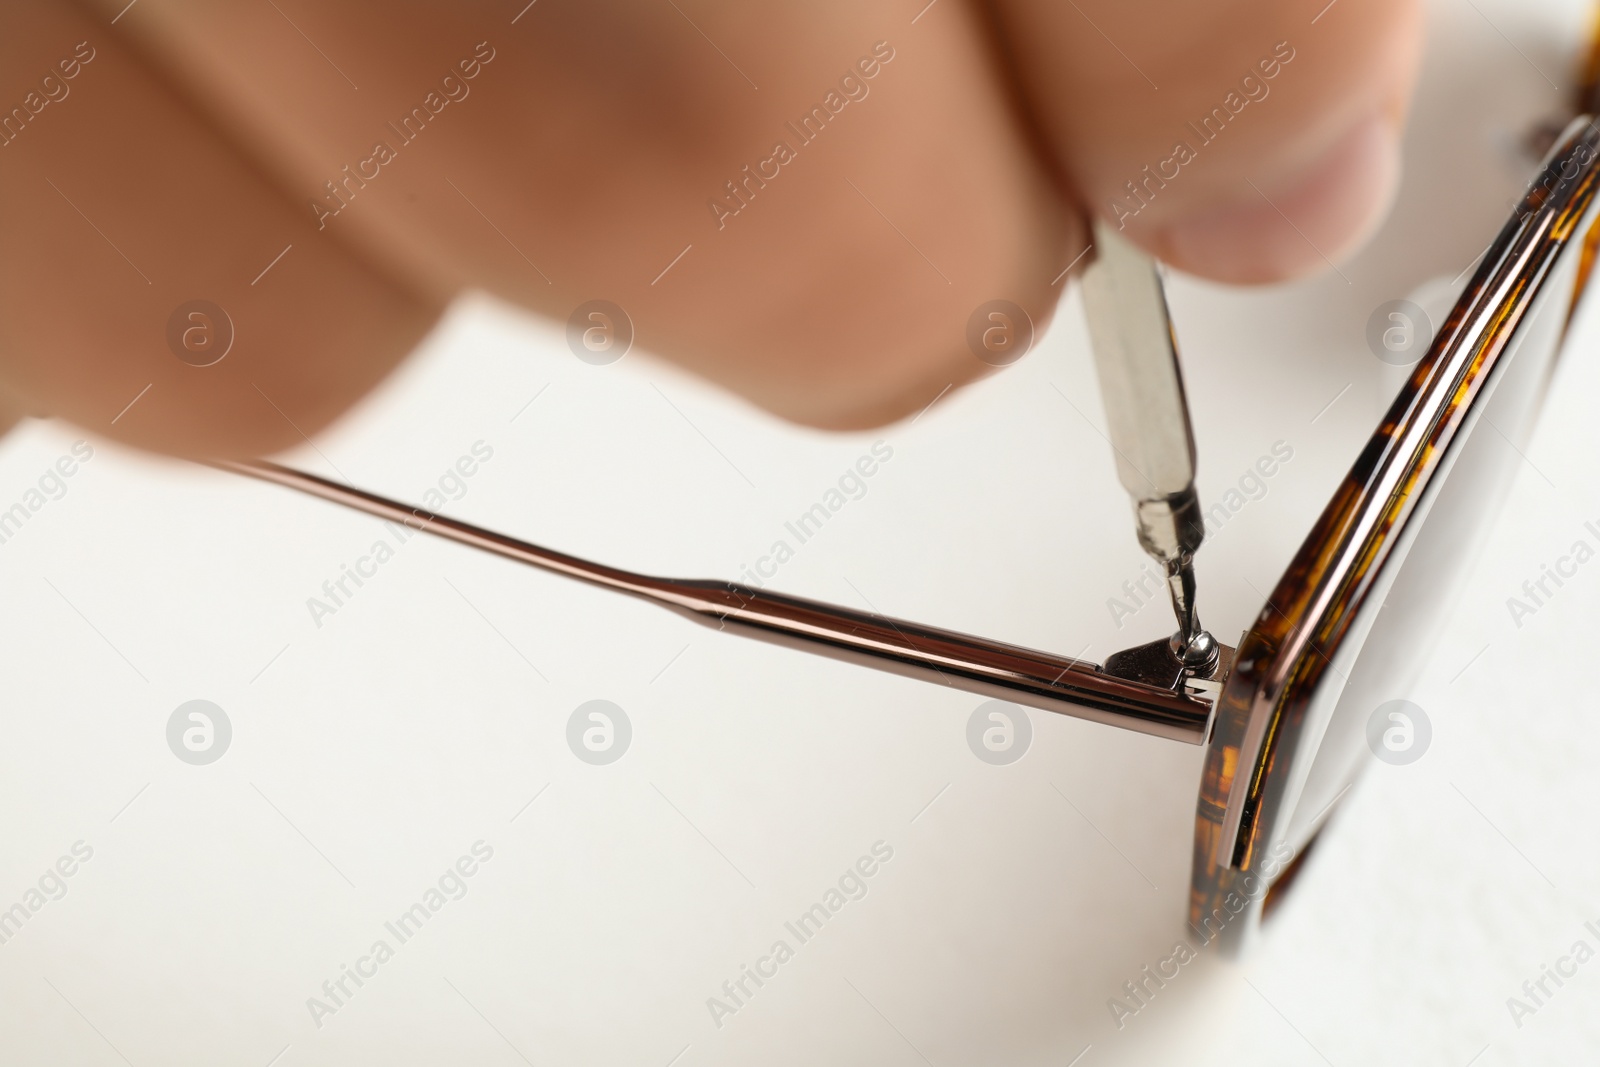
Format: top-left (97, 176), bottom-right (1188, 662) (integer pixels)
top-left (1079, 219), bottom-right (1217, 671)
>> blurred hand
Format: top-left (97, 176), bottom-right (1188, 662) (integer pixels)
top-left (0, 0), bottom-right (1422, 455)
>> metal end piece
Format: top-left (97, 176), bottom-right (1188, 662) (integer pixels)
top-left (1104, 633), bottom-right (1234, 699)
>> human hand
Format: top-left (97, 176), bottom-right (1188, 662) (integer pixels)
top-left (0, 0), bottom-right (1421, 455)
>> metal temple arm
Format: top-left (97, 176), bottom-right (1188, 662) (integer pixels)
top-left (217, 459), bottom-right (1216, 744)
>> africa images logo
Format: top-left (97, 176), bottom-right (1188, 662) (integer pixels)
top-left (704, 841), bottom-right (894, 1030)
top-left (1107, 41), bottom-right (1297, 230)
top-left (706, 41), bottom-right (896, 231)
top-left (309, 42), bottom-right (497, 229)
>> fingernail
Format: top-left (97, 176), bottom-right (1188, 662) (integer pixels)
top-left (1155, 111), bottom-right (1401, 284)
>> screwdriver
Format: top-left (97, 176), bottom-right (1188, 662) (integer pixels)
top-left (1079, 218), bottom-right (1218, 672)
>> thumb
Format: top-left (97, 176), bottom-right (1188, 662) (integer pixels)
top-left (989, 0), bottom-right (1425, 283)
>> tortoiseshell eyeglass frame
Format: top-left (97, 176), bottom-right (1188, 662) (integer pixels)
top-left (1192, 113), bottom-right (1600, 947)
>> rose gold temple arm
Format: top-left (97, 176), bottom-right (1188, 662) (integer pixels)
top-left (215, 458), bottom-right (1217, 744)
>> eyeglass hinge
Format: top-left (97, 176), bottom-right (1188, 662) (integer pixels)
top-left (1102, 633), bottom-right (1238, 710)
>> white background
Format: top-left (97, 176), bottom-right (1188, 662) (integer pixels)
top-left (1, 0), bottom-right (1597, 1064)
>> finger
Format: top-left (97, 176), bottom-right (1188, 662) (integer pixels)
top-left (0, 0), bottom-right (439, 458)
top-left (986, 0), bottom-right (1425, 282)
top-left (94, 0), bottom-right (1077, 429)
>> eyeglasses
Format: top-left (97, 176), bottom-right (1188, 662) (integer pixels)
top-left (220, 114), bottom-right (1600, 953)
